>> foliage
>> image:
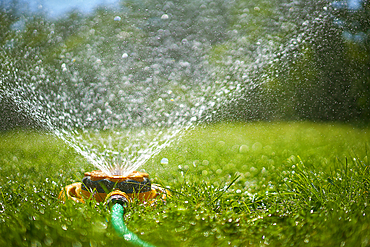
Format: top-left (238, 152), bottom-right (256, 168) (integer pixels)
top-left (256, 0), bottom-right (370, 122)
top-left (1, 122), bottom-right (369, 246)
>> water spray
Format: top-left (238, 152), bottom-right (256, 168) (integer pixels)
top-left (59, 170), bottom-right (168, 247)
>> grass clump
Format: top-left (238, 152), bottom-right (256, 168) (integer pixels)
top-left (0, 122), bottom-right (369, 246)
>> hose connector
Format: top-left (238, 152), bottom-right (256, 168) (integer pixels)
top-left (106, 190), bottom-right (130, 209)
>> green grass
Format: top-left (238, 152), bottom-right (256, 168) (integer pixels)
top-left (1, 122), bottom-right (370, 246)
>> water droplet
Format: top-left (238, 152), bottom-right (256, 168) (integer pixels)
top-left (252, 142), bottom-right (262, 151)
top-left (161, 14), bottom-right (169, 20)
top-left (114, 16), bottom-right (121, 21)
top-left (216, 141), bottom-right (226, 151)
top-left (44, 237), bottom-right (53, 246)
top-left (124, 234), bottom-right (132, 241)
top-left (161, 158), bottom-right (169, 165)
top-left (122, 53), bottom-right (128, 58)
top-left (239, 145), bottom-right (249, 154)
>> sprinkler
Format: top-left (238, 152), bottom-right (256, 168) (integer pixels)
top-left (59, 170), bottom-right (168, 247)
top-left (59, 170), bottom-right (168, 204)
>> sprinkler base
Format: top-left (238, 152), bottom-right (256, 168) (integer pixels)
top-left (59, 170), bottom-right (169, 204)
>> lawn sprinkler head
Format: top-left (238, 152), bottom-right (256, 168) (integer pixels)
top-left (59, 170), bottom-right (169, 205)
top-left (82, 170), bottom-right (151, 197)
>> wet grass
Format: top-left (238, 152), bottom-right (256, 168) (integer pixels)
top-left (0, 122), bottom-right (370, 246)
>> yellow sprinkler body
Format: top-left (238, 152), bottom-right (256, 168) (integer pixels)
top-left (59, 170), bottom-right (169, 205)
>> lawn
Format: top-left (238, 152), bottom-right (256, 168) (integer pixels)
top-left (0, 122), bottom-right (369, 246)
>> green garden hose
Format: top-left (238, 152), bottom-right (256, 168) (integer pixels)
top-left (111, 203), bottom-right (155, 247)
